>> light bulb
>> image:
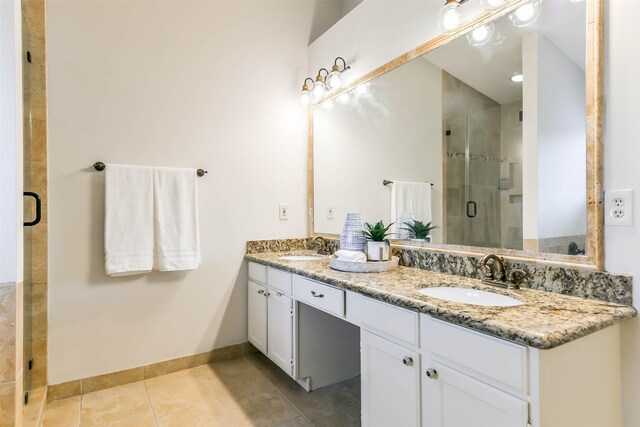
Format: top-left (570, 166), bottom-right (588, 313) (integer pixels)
top-left (337, 92), bottom-right (350, 104)
top-left (510, 73), bottom-right (523, 83)
top-left (481, 0), bottom-right (504, 9)
top-left (327, 70), bottom-right (342, 90)
top-left (300, 90), bottom-right (311, 106)
top-left (438, 1), bottom-right (462, 32)
top-left (467, 22), bottom-right (494, 46)
top-left (311, 81), bottom-right (326, 101)
top-left (510, 1), bottom-right (540, 27)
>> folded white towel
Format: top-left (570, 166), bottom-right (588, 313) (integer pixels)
top-left (335, 249), bottom-right (367, 263)
top-left (153, 167), bottom-right (201, 271)
top-left (104, 164), bottom-right (154, 276)
top-left (391, 181), bottom-right (432, 236)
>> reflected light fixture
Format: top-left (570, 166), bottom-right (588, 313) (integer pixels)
top-left (510, 73), bottom-right (524, 83)
top-left (438, 0), bottom-right (466, 32)
top-left (467, 22), bottom-right (495, 46)
top-left (355, 83), bottom-right (369, 95)
top-left (311, 68), bottom-right (329, 102)
top-left (509, 0), bottom-right (540, 27)
top-left (299, 78), bottom-right (314, 106)
top-left (337, 92), bottom-right (350, 104)
top-left (481, 0), bottom-right (505, 10)
top-left (327, 57), bottom-right (351, 90)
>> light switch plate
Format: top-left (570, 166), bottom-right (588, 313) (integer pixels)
top-left (279, 204), bottom-right (289, 220)
top-left (605, 189), bottom-right (633, 226)
top-left (326, 205), bottom-right (335, 219)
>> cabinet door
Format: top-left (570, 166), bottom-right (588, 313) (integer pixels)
top-left (362, 330), bottom-right (421, 427)
top-left (422, 361), bottom-right (528, 427)
top-left (248, 281), bottom-right (267, 354)
top-left (267, 290), bottom-right (293, 376)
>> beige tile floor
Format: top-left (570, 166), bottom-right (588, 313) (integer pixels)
top-left (41, 354), bottom-right (361, 426)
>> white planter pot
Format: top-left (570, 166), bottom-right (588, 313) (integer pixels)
top-left (367, 241), bottom-right (390, 261)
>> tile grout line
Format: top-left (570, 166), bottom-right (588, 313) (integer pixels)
top-left (142, 378), bottom-right (160, 427)
top-left (242, 356), bottom-right (316, 426)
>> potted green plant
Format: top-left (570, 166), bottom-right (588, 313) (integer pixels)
top-left (402, 220), bottom-right (438, 242)
top-left (363, 220), bottom-right (394, 261)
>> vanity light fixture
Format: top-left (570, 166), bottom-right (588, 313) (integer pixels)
top-left (438, 0), bottom-right (468, 32)
top-left (509, 0), bottom-right (540, 27)
top-left (327, 57), bottom-right (351, 90)
top-left (481, 0), bottom-right (505, 10)
top-left (510, 73), bottom-right (524, 83)
top-left (311, 68), bottom-right (329, 102)
top-left (299, 78), bottom-right (314, 106)
top-left (467, 22), bottom-right (495, 46)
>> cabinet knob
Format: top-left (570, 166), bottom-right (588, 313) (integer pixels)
top-left (311, 291), bottom-right (324, 298)
top-left (258, 289), bottom-right (264, 295)
top-left (425, 368), bottom-right (438, 379)
top-left (402, 356), bottom-right (413, 366)
top-left (265, 292), bottom-right (270, 297)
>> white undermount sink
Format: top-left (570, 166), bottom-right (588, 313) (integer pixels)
top-left (278, 254), bottom-right (323, 261)
top-left (418, 286), bottom-right (524, 307)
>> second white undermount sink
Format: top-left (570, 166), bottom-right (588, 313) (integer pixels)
top-left (418, 286), bottom-right (523, 307)
top-left (278, 254), bottom-right (323, 261)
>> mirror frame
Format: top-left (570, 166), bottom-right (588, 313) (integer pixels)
top-left (308, 0), bottom-right (604, 271)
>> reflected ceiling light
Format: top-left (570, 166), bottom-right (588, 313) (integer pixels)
top-left (355, 83), bottom-right (369, 95)
top-left (311, 68), bottom-right (329, 102)
top-left (481, 0), bottom-right (505, 10)
top-left (322, 99), bottom-right (335, 110)
top-left (510, 73), bottom-right (524, 83)
top-left (326, 57), bottom-right (351, 90)
top-left (337, 92), bottom-right (350, 104)
top-left (299, 78), bottom-right (314, 106)
top-left (438, 0), bottom-right (466, 32)
top-left (467, 22), bottom-right (495, 46)
top-left (509, 0), bottom-right (540, 27)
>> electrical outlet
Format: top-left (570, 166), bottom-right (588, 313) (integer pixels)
top-left (605, 189), bottom-right (633, 226)
top-left (279, 204), bottom-right (289, 220)
top-left (326, 205), bottom-right (335, 219)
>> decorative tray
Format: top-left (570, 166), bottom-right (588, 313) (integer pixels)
top-left (329, 255), bottom-right (399, 273)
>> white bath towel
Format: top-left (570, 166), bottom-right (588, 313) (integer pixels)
top-left (104, 164), bottom-right (155, 276)
top-left (391, 181), bottom-right (432, 235)
top-left (153, 167), bottom-right (201, 271)
top-left (335, 249), bottom-right (367, 263)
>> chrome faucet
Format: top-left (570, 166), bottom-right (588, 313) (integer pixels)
top-left (480, 254), bottom-right (526, 290)
top-left (312, 236), bottom-right (332, 255)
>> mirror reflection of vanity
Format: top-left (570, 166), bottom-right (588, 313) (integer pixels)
top-left (311, 1), bottom-right (602, 267)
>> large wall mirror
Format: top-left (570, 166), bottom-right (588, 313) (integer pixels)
top-left (310, 0), bottom-right (604, 269)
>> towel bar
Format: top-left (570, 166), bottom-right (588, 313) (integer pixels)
top-left (93, 162), bottom-right (208, 177)
top-left (383, 180), bottom-right (433, 187)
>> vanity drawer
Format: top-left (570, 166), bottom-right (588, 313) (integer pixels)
top-left (422, 316), bottom-right (527, 393)
top-left (248, 262), bottom-right (267, 284)
top-left (293, 275), bottom-right (345, 318)
top-left (267, 267), bottom-right (292, 295)
top-left (347, 291), bottom-right (419, 348)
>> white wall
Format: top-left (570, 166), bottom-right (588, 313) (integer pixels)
top-left (523, 32), bottom-right (587, 241)
top-left (311, 1), bottom-right (640, 425)
top-left (0, 0), bottom-right (23, 285)
top-left (604, 3), bottom-right (640, 426)
top-left (313, 58), bottom-right (443, 240)
top-left (46, 0), bottom-right (314, 383)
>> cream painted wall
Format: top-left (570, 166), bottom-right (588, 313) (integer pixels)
top-left (46, 1), bottom-right (315, 383)
top-left (0, 0), bottom-right (23, 285)
top-left (313, 58), bottom-right (443, 240)
top-left (311, 1), bottom-right (640, 425)
top-left (604, 3), bottom-right (640, 426)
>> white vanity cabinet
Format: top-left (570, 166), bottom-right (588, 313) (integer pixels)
top-left (267, 290), bottom-right (293, 375)
top-left (247, 280), bottom-right (267, 354)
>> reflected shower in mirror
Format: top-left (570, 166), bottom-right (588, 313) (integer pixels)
top-left (313, 1), bottom-right (587, 257)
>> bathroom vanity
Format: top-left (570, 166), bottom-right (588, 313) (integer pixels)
top-left (245, 252), bottom-right (635, 427)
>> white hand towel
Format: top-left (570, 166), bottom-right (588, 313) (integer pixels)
top-left (335, 250), bottom-right (367, 263)
top-left (153, 167), bottom-right (201, 271)
top-left (104, 164), bottom-right (154, 276)
top-left (391, 181), bottom-right (432, 235)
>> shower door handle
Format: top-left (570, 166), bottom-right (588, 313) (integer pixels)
top-left (466, 201), bottom-right (477, 218)
top-left (23, 192), bottom-right (42, 227)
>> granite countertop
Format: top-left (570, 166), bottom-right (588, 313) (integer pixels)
top-left (245, 250), bottom-right (637, 349)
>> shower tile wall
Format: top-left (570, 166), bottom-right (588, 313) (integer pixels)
top-left (444, 72), bottom-right (501, 248)
top-left (500, 101), bottom-right (523, 250)
top-left (22, 0), bottom-right (49, 392)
